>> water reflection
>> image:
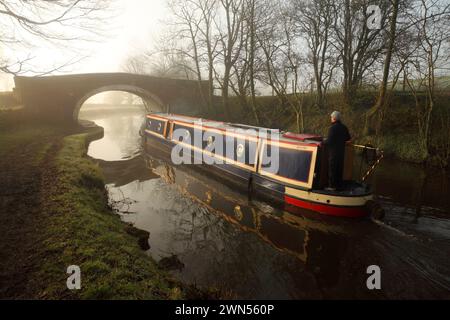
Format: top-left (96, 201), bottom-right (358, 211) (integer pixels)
top-left (83, 106), bottom-right (450, 299)
top-left (369, 160), bottom-right (450, 242)
top-left (79, 104), bottom-right (146, 161)
top-left (144, 153), bottom-right (347, 263)
top-left (106, 155), bottom-right (350, 298)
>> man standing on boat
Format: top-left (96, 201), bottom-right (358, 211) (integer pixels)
top-left (324, 111), bottom-right (351, 191)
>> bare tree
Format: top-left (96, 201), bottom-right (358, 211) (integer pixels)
top-left (195, 0), bottom-right (219, 111)
top-left (364, 0), bottom-right (401, 135)
top-left (122, 54), bottom-right (150, 75)
top-left (122, 49), bottom-right (198, 79)
top-left (165, 0), bottom-right (221, 112)
top-left (215, 0), bottom-right (245, 120)
top-left (242, 0), bottom-right (264, 124)
top-left (167, 0), bottom-right (206, 108)
top-left (0, 0), bottom-right (110, 75)
top-left (292, 0), bottom-right (336, 108)
top-left (332, 0), bottom-right (388, 103)
top-left (256, 2), bottom-right (308, 131)
top-left (256, 3), bottom-right (286, 103)
top-left (282, 9), bottom-right (307, 133)
top-left (404, 0), bottom-right (450, 162)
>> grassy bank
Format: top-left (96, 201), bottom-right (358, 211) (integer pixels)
top-left (0, 112), bottom-right (185, 299)
top-left (35, 130), bottom-right (185, 299)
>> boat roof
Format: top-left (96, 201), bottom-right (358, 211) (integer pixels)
top-left (147, 112), bottom-right (323, 147)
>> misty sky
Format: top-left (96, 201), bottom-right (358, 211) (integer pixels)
top-left (78, 0), bottom-right (167, 72)
top-left (1, 0), bottom-right (167, 90)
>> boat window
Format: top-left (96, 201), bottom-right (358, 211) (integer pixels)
top-left (225, 136), bottom-right (257, 168)
top-left (146, 117), bottom-right (167, 137)
top-left (205, 131), bottom-right (257, 169)
top-left (259, 142), bottom-right (317, 188)
top-left (171, 123), bottom-right (258, 170)
top-left (172, 123), bottom-right (195, 143)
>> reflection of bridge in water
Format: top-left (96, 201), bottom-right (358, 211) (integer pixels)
top-left (13, 73), bottom-right (208, 123)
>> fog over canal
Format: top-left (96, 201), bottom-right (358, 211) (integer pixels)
top-left (79, 103), bottom-right (450, 299)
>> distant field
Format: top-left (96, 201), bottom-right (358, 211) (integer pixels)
top-left (389, 75), bottom-right (450, 91)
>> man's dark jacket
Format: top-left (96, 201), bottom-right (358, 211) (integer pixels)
top-left (325, 121), bottom-right (351, 156)
top-left (324, 120), bottom-right (351, 188)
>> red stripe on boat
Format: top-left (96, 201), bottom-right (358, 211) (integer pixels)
top-left (282, 132), bottom-right (323, 142)
top-left (284, 195), bottom-right (368, 218)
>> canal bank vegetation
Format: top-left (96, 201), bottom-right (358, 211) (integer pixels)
top-left (124, 0), bottom-right (450, 168)
top-left (38, 129), bottom-right (186, 299)
top-left (0, 110), bottom-right (218, 299)
top-left (216, 91), bottom-right (450, 167)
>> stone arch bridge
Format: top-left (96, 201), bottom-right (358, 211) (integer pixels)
top-left (13, 73), bottom-right (208, 123)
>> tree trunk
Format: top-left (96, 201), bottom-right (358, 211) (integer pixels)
top-left (248, 0), bottom-right (259, 125)
top-left (222, 65), bottom-right (231, 121)
top-left (366, 0), bottom-right (399, 135)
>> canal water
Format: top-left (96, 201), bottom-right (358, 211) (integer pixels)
top-left (79, 105), bottom-right (450, 299)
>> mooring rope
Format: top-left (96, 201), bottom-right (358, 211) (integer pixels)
top-left (351, 144), bottom-right (384, 182)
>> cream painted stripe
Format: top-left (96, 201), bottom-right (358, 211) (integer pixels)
top-left (173, 121), bottom-right (259, 142)
top-left (145, 129), bottom-right (165, 139)
top-left (147, 115), bottom-right (168, 122)
top-left (175, 140), bottom-right (257, 172)
top-left (258, 140), bottom-right (317, 189)
top-left (260, 170), bottom-right (311, 189)
top-left (264, 139), bottom-right (318, 151)
top-left (285, 186), bottom-right (373, 207)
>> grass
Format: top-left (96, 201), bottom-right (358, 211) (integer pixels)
top-left (0, 128), bottom-right (54, 162)
top-left (0, 111), bottom-right (186, 299)
top-left (360, 133), bottom-right (428, 163)
top-left (33, 130), bottom-right (185, 299)
top-left (0, 110), bottom-right (229, 299)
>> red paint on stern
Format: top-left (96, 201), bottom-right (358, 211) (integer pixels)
top-left (284, 195), bottom-right (368, 218)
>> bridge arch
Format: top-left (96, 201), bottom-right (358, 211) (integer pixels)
top-left (14, 73), bottom-right (208, 124)
top-left (73, 84), bottom-right (166, 121)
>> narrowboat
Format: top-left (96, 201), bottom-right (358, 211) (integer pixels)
top-left (140, 113), bottom-right (383, 218)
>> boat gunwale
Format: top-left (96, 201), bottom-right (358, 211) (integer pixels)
top-left (143, 131), bottom-right (372, 217)
top-left (144, 113), bottom-right (373, 208)
top-left (146, 113), bottom-right (321, 147)
top-left (144, 128), bottom-right (372, 199)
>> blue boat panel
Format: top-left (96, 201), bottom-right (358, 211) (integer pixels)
top-left (213, 163), bottom-right (252, 180)
top-left (261, 144), bottom-right (312, 183)
top-left (171, 123), bottom-right (257, 168)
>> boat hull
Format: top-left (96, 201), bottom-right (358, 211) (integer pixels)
top-left (142, 130), bottom-right (372, 218)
